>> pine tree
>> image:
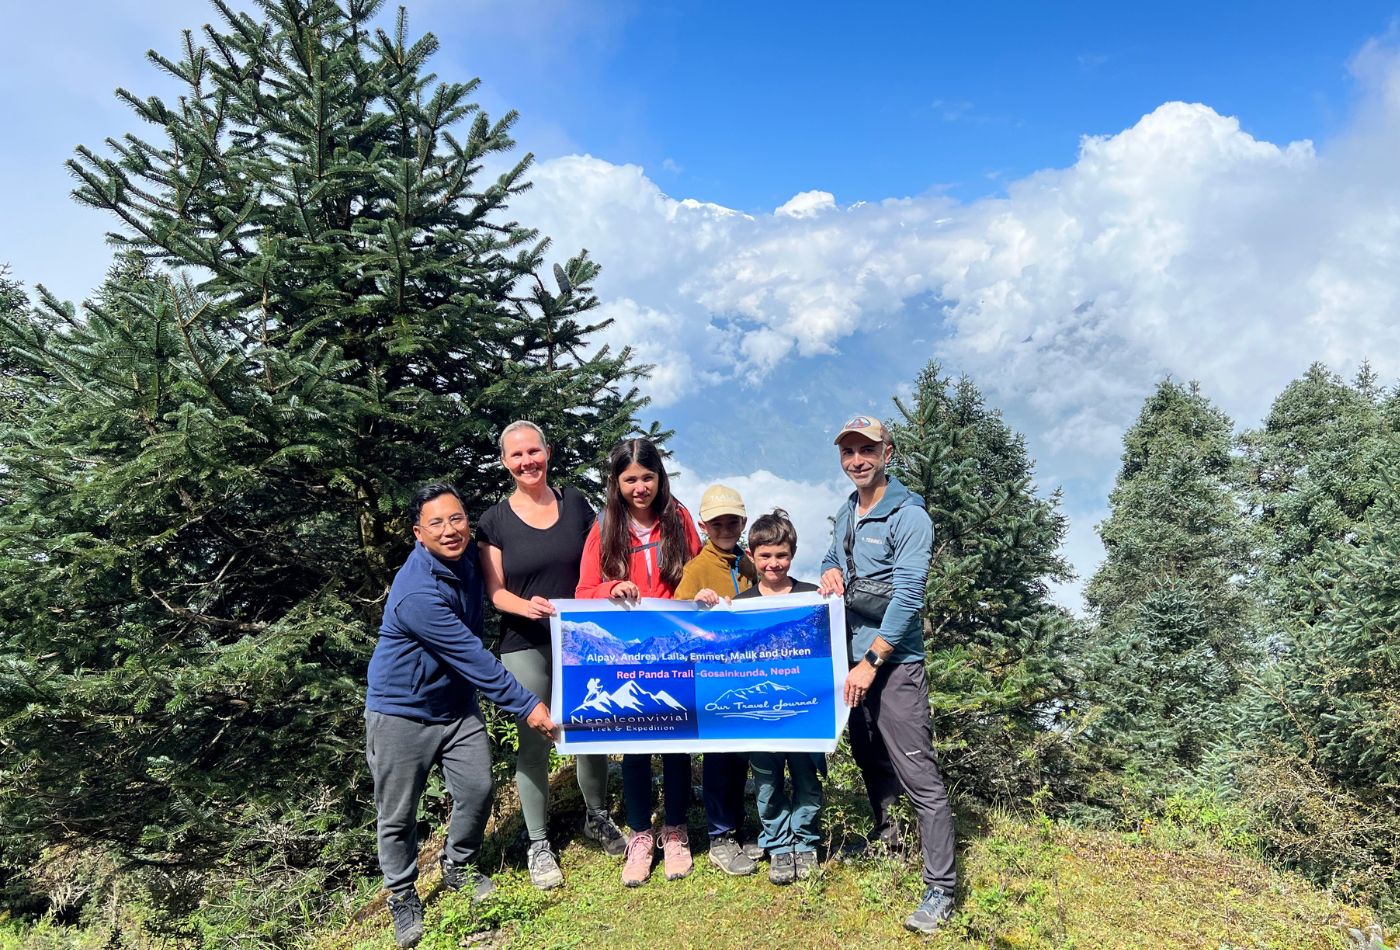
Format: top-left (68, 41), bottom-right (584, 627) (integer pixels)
top-left (0, 0), bottom-right (652, 897)
top-left (1082, 380), bottom-right (1257, 782)
top-left (1230, 439), bottom-right (1400, 911)
top-left (1240, 362), bottom-right (1390, 626)
top-left (889, 362), bottom-right (1081, 801)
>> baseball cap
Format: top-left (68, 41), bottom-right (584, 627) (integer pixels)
top-left (699, 484), bottom-right (747, 521)
top-left (833, 414), bottom-right (890, 445)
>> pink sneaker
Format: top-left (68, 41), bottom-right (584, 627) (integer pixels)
top-left (659, 824), bottom-right (693, 880)
top-left (622, 829), bottom-right (655, 887)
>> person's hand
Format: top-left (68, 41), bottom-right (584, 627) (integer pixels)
top-left (694, 588), bottom-right (727, 607)
top-left (524, 596), bottom-right (556, 620)
top-left (819, 568), bottom-right (846, 597)
top-left (843, 663), bottom-right (877, 707)
top-left (525, 702), bottom-right (558, 741)
top-left (609, 581), bottom-right (641, 601)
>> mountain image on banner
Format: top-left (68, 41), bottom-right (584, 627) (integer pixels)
top-left (705, 680), bottom-right (818, 721)
top-left (570, 678), bottom-right (688, 722)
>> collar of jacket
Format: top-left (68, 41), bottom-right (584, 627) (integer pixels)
top-left (412, 539), bottom-right (473, 582)
top-left (844, 475), bottom-right (925, 521)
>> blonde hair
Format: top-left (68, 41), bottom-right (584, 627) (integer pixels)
top-left (498, 420), bottom-right (549, 454)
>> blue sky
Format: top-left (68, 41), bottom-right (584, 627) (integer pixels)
top-left (6, 1), bottom-right (1400, 606)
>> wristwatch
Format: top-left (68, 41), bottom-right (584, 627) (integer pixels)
top-left (862, 649), bottom-right (886, 668)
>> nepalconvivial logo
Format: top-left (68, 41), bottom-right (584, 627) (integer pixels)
top-left (570, 677), bottom-right (688, 724)
top-left (705, 680), bottom-right (819, 721)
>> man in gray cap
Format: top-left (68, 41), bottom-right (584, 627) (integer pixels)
top-left (817, 415), bottom-right (956, 934)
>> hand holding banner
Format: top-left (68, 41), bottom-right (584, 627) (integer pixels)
top-left (549, 592), bottom-right (850, 755)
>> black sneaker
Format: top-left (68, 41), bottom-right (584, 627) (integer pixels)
top-left (583, 809), bottom-right (628, 857)
top-left (794, 850), bottom-right (819, 879)
top-left (708, 834), bottom-right (757, 876)
top-left (768, 850), bottom-right (796, 885)
top-left (439, 854), bottom-right (495, 901)
top-left (904, 885), bottom-right (955, 934)
top-left (527, 840), bottom-right (564, 890)
top-left (388, 891), bottom-right (424, 949)
top-left (741, 839), bottom-right (765, 862)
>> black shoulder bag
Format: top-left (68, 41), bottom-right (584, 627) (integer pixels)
top-left (844, 514), bottom-right (895, 621)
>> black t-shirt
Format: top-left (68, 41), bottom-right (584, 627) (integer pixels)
top-left (734, 579), bottom-right (818, 599)
top-left (476, 485), bottom-right (596, 653)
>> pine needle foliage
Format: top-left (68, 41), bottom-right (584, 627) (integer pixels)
top-left (889, 362), bottom-right (1082, 802)
top-left (1081, 380), bottom-right (1257, 784)
top-left (1240, 362), bottom-right (1393, 630)
top-left (1231, 438), bottom-right (1400, 913)
top-left (0, 0), bottom-right (652, 901)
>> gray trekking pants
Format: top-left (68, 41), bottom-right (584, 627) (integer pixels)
top-left (365, 707), bottom-right (493, 895)
top-left (847, 660), bottom-right (957, 891)
top-left (499, 645), bottom-right (611, 840)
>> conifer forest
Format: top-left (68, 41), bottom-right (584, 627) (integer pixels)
top-left (0, 2), bottom-right (1397, 946)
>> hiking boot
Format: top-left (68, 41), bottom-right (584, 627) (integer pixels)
top-left (387, 891), bottom-right (424, 949)
top-left (622, 829), bottom-right (655, 887)
top-left (741, 839), bottom-right (764, 862)
top-left (527, 840), bottom-right (564, 890)
top-left (768, 850), bottom-right (796, 885)
top-left (794, 849), bottom-right (819, 880)
top-left (904, 885), bottom-right (955, 934)
top-left (439, 854), bottom-right (495, 901)
top-left (708, 834), bottom-right (757, 876)
top-left (583, 809), bottom-right (627, 857)
top-left (659, 824), bottom-right (693, 880)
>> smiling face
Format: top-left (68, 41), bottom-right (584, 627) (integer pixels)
top-left (501, 426), bottom-right (550, 490)
top-left (700, 514), bottom-right (745, 552)
top-left (838, 433), bottom-right (892, 490)
top-left (412, 493), bottom-right (470, 561)
top-left (751, 542), bottom-right (794, 586)
top-left (617, 461), bottom-right (659, 516)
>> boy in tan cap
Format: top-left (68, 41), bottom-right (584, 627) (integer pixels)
top-left (676, 484), bottom-right (760, 876)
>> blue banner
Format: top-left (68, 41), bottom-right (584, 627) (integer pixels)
top-left (549, 592), bottom-right (850, 754)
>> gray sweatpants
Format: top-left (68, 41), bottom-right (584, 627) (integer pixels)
top-left (847, 661), bottom-right (957, 891)
top-left (500, 646), bottom-right (610, 841)
top-left (365, 707), bottom-right (493, 895)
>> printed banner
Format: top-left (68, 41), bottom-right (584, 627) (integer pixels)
top-left (549, 592), bottom-right (850, 754)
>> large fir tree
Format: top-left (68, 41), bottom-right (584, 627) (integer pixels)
top-left (889, 362), bottom-right (1080, 801)
top-left (1240, 362), bottom-right (1391, 627)
top-left (0, 0), bottom-right (651, 897)
top-left (1231, 438), bottom-right (1400, 912)
top-left (1082, 380), bottom-right (1256, 782)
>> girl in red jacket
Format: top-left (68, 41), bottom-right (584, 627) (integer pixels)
top-left (576, 438), bottom-right (702, 886)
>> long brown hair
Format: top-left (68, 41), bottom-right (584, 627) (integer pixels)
top-left (600, 438), bottom-right (688, 589)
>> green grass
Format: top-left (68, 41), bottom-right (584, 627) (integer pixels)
top-left (3, 768), bottom-right (1386, 950)
top-left (318, 808), bottom-right (1375, 950)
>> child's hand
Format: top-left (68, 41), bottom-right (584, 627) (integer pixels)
top-left (694, 588), bottom-right (728, 607)
top-left (609, 581), bottom-right (641, 601)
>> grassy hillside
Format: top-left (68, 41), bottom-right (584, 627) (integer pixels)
top-left (2, 767), bottom-right (1388, 950)
top-left (314, 797), bottom-right (1379, 950)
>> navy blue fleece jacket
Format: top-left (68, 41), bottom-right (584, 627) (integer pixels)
top-left (366, 541), bottom-right (537, 722)
top-left (820, 475), bottom-right (933, 664)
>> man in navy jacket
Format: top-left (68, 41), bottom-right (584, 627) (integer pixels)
top-left (366, 482), bottom-right (555, 948)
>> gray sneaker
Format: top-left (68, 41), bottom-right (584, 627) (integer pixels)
top-left (583, 809), bottom-right (627, 857)
top-left (741, 839), bottom-right (764, 861)
top-left (768, 850), bottom-right (796, 885)
top-left (708, 834), bottom-right (757, 876)
top-left (794, 849), bottom-right (819, 880)
top-left (388, 891), bottom-right (424, 948)
top-left (527, 840), bottom-right (564, 890)
top-left (439, 854), bottom-right (495, 901)
top-left (904, 885), bottom-right (955, 934)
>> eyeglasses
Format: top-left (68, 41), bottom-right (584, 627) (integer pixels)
top-left (422, 514), bottom-right (467, 534)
